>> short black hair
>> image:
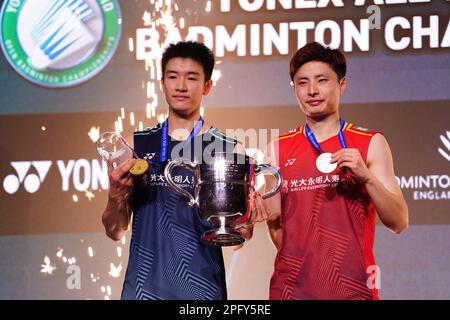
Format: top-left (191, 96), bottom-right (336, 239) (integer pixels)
top-left (161, 41), bottom-right (215, 82)
top-left (290, 42), bottom-right (346, 81)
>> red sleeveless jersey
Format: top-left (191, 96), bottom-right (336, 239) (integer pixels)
top-left (270, 123), bottom-right (381, 300)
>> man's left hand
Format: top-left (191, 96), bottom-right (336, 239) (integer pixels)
top-left (330, 148), bottom-right (372, 183)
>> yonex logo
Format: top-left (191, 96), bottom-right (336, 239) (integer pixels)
top-left (144, 153), bottom-right (156, 160)
top-left (285, 158), bottom-right (296, 167)
top-left (2, 158), bottom-right (109, 195)
top-left (438, 130), bottom-right (450, 162)
top-left (3, 161), bottom-right (52, 194)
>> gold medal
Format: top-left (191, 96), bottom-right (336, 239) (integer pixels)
top-left (129, 159), bottom-right (149, 175)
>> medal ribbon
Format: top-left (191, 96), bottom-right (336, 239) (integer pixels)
top-left (160, 116), bottom-right (204, 162)
top-left (304, 118), bottom-right (347, 153)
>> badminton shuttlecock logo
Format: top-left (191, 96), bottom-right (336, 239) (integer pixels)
top-left (29, 0), bottom-right (95, 70)
top-left (0, 0), bottom-right (122, 87)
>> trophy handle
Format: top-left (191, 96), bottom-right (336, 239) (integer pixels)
top-left (254, 164), bottom-right (283, 199)
top-left (164, 159), bottom-right (199, 207)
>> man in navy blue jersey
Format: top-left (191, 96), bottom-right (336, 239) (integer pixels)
top-left (102, 41), bottom-right (259, 300)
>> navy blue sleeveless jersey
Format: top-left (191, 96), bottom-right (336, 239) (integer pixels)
top-left (121, 123), bottom-right (237, 300)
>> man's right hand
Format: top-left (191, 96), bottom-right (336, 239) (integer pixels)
top-left (103, 158), bottom-right (147, 241)
top-left (108, 158), bottom-right (146, 202)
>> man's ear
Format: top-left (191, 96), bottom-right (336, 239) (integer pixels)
top-left (161, 78), bottom-right (166, 94)
top-left (339, 76), bottom-right (347, 94)
top-left (203, 80), bottom-right (213, 96)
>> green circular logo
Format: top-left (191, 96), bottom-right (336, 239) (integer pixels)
top-left (0, 0), bottom-right (121, 88)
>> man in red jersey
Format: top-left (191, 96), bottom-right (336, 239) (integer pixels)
top-left (263, 42), bottom-right (409, 300)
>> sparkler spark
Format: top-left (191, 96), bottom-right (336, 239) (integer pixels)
top-left (130, 112), bottom-right (135, 127)
top-left (146, 103), bottom-right (152, 119)
top-left (90, 273), bottom-right (100, 283)
top-left (85, 190), bottom-right (95, 201)
top-left (40, 256), bottom-right (56, 275)
top-left (117, 116), bottom-right (123, 132)
top-left (211, 69), bottom-right (222, 86)
top-left (157, 113), bottom-right (167, 124)
top-left (108, 262), bottom-right (122, 278)
top-left (42, 235), bottom-right (128, 299)
top-left (142, 11), bottom-right (152, 26)
top-left (88, 126), bottom-right (100, 143)
top-left (88, 246), bottom-right (94, 258)
top-left (128, 37), bottom-right (134, 52)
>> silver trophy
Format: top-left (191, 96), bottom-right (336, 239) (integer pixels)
top-left (164, 152), bottom-right (282, 246)
top-left (96, 132), bottom-right (148, 175)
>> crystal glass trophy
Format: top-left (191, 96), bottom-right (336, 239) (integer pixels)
top-left (96, 132), bottom-right (148, 175)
